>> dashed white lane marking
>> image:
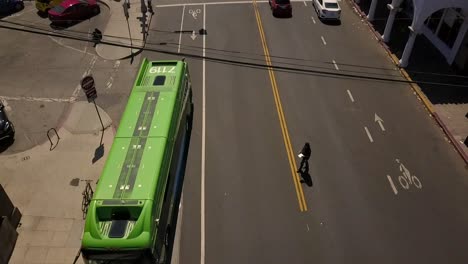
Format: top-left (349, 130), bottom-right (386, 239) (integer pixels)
top-left (0, 95), bottom-right (74, 103)
top-left (306, 224), bottom-right (310, 232)
top-left (364, 126), bottom-right (374, 143)
top-left (311, 16), bottom-right (316, 24)
top-left (387, 175), bottom-right (398, 195)
top-left (347, 89), bottom-right (355, 102)
top-left (321, 36), bottom-right (327, 45)
top-left (332, 60), bottom-right (339, 70)
top-left (303, 0), bottom-right (307, 6)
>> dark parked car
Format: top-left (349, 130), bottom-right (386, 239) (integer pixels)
top-left (269, 0), bottom-right (292, 17)
top-left (0, 0), bottom-right (24, 14)
top-left (0, 102), bottom-right (15, 142)
top-left (48, 0), bottom-right (99, 24)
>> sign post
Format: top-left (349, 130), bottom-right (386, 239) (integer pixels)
top-left (81, 75), bottom-right (105, 163)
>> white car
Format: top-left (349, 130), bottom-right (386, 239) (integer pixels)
top-left (313, 0), bottom-right (341, 20)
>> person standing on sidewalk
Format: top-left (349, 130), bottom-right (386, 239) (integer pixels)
top-left (297, 142), bottom-right (311, 174)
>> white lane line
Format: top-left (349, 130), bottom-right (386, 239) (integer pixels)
top-left (48, 36), bottom-right (95, 56)
top-left (364, 127), bottom-right (374, 143)
top-left (178, 5), bottom-right (186, 53)
top-left (347, 89), bottom-right (355, 102)
top-left (311, 16), bottom-right (316, 24)
top-left (0, 95), bottom-right (74, 103)
top-left (156, 0), bottom-right (311, 7)
top-left (332, 60), bottom-right (339, 70)
top-left (306, 224), bottom-right (310, 232)
top-left (303, 0), bottom-right (307, 6)
top-left (321, 36), bottom-right (327, 45)
top-left (201, 5), bottom-right (206, 264)
top-left (387, 175), bottom-right (398, 195)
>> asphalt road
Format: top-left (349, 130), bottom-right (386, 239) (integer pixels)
top-left (141, 0), bottom-right (468, 263)
top-left (0, 1), bottom-right (140, 153)
top-left (0, 0), bottom-right (464, 262)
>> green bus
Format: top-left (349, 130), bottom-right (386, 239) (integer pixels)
top-left (81, 59), bottom-right (193, 264)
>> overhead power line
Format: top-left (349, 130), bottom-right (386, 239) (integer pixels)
top-left (2, 18), bottom-right (467, 81)
top-left (0, 22), bottom-right (467, 88)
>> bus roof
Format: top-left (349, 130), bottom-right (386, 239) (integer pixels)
top-left (93, 59), bottom-right (186, 201)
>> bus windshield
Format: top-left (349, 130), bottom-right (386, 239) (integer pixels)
top-left (82, 250), bottom-right (153, 264)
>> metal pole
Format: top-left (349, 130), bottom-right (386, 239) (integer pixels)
top-left (93, 99), bottom-right (105, 145)
top-left (125, 12), bottom-right (134, 62)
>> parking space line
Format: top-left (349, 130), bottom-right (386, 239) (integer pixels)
top-left (364, 127), bottom-right (374, 143)
top-left (178, 5), bottom-right (186, 53)
top-left (321, 36), bottom-right (327, 45)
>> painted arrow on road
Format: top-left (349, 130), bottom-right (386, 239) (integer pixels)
top-left (191, 31), bottom-right (197, 40)
top-left (375, 113), bottom-right (385, 131)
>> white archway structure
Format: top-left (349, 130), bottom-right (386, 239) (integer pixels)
top-left (365, 0), bottom-right (468, 67)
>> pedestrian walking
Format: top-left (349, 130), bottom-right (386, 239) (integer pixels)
top-left (297, 142), bottom-right (311, 173)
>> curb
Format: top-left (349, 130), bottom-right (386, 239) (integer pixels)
top-left (94, 11), bottom-right (153, 61)
top-left (346, 0), bottom-right (468, 165)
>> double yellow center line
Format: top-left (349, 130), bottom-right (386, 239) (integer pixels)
top-left (253, 0), bottom-right (307, 212)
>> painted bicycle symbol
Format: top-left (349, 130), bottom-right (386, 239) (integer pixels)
top-left (189, 9), bottom-right (201, 19)
top-left (396, 159), bottom-right (422, 189)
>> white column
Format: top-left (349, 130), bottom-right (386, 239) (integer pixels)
top-left (367, 0), bottom-right (378, 21)
top-left (399, 27), bottom-right (417, 67)
top-left (382, 4), bottom-right (397, 42)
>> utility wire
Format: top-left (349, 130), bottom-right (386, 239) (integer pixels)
top-left (2, 18), bottom-right (467, 80)
top-left (0, 22), bottom-right (467, 88)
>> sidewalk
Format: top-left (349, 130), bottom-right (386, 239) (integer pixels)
top-left (95, 0), bottom-right (153, 60)
top-left (348, 0), bottom-right (468, 164)
top-left (0, 102), bottom-right (114, 264)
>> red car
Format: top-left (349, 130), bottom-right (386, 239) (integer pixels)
top-left (48, 0), bottom-right (99, 24)
top-left (269, 0), bottom-right (292, 17)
